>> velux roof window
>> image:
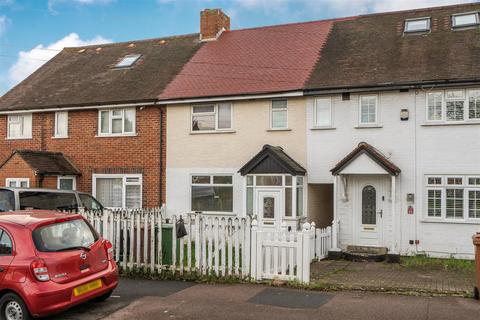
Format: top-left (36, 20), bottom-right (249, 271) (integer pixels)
top-left (404, 17), bottom-right (431, 33)
top-left (452, 12), bottom-right (480, 28)
top-left (115, 54), bottom-right (142, 68)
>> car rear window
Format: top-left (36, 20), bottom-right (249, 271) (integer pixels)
top-left (19, 191), bottom-right (78, 211)
top-left (32, 218), bottom-right (99, 252)
top-left (0, 190), bottom-right (14, 212)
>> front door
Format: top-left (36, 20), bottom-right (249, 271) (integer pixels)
top-left (256, 189), bottom-right (281, 229)
top-left (356, 177), bottom-right (386, 246)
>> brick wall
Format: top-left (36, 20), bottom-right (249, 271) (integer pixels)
top-left (0, 153), bottom-right (37, 187)
top-left (0, 106), bottom-right (166, 207)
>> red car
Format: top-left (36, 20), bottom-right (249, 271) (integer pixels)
top-left (0, 211), bottom-right (119, 319)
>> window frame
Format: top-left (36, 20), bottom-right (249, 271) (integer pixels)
top-left (98, 108), bottom-right (136, 136)
top-left (7, 114), bottom-right (32, 140)
top-left (54, 111), bottom-right (69, 138)
top-left (5, 178), bottom-right (30, 188)
top-left (190, 174), bottom-right (234, 214)
top-left (270, 99), bottom-right (288, 130)
top-left (425, 89), bottom-right (480, 124)
top-left (190, 103), bottom-right (233, 133)
top-left (57, 176), bottom-right (76, 190)
top-left (358, 94), bottom-right (378, 126)
top-left (404, 17), bottom-right (431, 33)
top-left (424, 175), bottom-right (480, 222)
top-left (452, 12), bottom-right (480, 29)
top-left (313, 97), bottom-right (333, 128)
top-left (0, 229), bottom-right (14, 256)
top-left (92, 173), bottom-right (142, 209)
top-left (114, 54), bottom-right (142, 69)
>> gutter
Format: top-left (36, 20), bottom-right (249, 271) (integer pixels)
top-left (303, 79), bottom-right (480, 96)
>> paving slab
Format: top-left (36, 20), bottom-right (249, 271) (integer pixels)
top-left (248, 287), bottom-right (332, 309)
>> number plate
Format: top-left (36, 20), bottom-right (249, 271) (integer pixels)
top-left (73, 279), bottom-right (102, 297)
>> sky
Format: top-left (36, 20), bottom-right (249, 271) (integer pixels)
top-left (0, 0), bottom-right (477, 95)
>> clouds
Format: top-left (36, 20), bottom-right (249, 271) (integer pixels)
top-left (47, 0), bottom-right (114, 12)
top-left (8, 33), bottom-right (111, 86)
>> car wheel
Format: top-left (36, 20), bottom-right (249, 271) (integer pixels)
top-left (92, 290), bottom-right (113, 303)
top-left (0, 293), bottom-right (31, 320)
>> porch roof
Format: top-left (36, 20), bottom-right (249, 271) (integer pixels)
top-left (0, 150), bottom-right (81, 176)
top-left (239, 145), bottom-right (306, 176)
top-left (331, 142), bottom-right (401, 176)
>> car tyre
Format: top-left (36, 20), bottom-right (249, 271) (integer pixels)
top-left (92, 290), bottom-right (113, 303)
top-left (0, 293), bottom-right (31, 320)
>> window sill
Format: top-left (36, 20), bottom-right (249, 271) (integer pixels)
top-left (189, 130), bottom-right (236, 135)
top-left (311, 126), bottom-right (336, 131)
top-left (5, 137), bottom-right (32, 140)
top-left (421, 218), bottom-right (480, 225)
top-left (354, 124), bottom-right (383, 129)
top-left (421, 121), bottom-right (480, 127)
top-left (95, 133), bottom-right (138, 138)
top-left (52, 136), bottom-right (68, 139)
top-left (267, 128), bottom-right (291, 132)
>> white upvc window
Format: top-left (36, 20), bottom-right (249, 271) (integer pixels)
top-left (191, 174), bottom-right (233, 213)
top-left (6, 178), bottom-right (29, 188)
top-left (54, 111), bottom-right (68, 138)
top-left (314, 97), bottom-right (332, 127)
top-left (270, 99), bottom-right (288, 129)
top-left (93, 174), bottom-right (142, 209)
top-left (359, 95), bottom-right (378, 125)
top-left (57, 176), bottom-right (76, 190)
top-left (7, 114), bottom-right (32, 139)
top-left (98, 108), bottom-right (136, 136)
top-left (425, 175), bottom-right (480, 221)
top-left (191, 103), bottom-right (232, 132)
top-left (452, 12), bottom-right (480, 28)
top-left (425, 89), bottom-right (480, 123)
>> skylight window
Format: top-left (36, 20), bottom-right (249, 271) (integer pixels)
top-left (115, 54), bottom-right (142, 68)
top-left (452, 12), bottom-right (479, 28)
top-left (404, 17), bottom-right (431, 33)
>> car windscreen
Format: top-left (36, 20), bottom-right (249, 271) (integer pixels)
top-left (0, 190), bottom-right (14, 212)
top-left (19, 191), bottom-right (78, 211)
top-left (79, 194), bottom-right (104, 211)
top-left (32, 218), bottom-right (99, 252)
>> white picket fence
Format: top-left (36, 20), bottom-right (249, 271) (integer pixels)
top-left (81, 208), bottom-right (332, 284)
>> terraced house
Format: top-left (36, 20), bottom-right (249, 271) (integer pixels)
top-left (0, 3), bottom-right (479, 259)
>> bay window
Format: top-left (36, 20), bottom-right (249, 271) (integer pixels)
top-left (425, 175), bottom-right (480, 221)
top-left (191, 103), bottom-right (232, 132)
top-left (7, 114), bottom-right (32, 139)
top-left (191, 175), bottom-right (233, 213)
top-left (93, 174), bottom-right (142, 208)
top-left (99, 108), bottom-right (135, 135)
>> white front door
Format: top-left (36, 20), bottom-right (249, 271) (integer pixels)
top-left (355, 177), bottom-right (386, 247)
top-left (256, 189), bottom-right (282, 229)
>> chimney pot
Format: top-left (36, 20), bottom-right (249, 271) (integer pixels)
top-left (200, 8), bottom-right (230, 41)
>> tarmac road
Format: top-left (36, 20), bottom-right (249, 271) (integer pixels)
top-left (50, 278), bottom-right (480, 320)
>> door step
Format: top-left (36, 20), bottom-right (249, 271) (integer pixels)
top-left (344, 245), bottom-right (388, 262)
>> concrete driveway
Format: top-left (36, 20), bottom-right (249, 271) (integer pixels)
top-left (50, 278), bottom-right (480, 320)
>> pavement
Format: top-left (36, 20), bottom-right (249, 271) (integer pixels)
top-left (311, 260), bottom-right (476, 296)
top-left (49, 278), bottom-right (480, 320)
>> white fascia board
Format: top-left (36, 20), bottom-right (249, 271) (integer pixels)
top-left (157, 91), bottom-right (304, 105)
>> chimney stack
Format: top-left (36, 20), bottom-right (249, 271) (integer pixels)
top-left (200, 9), bottom-right (230, 41)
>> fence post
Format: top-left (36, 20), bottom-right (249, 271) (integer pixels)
top-left (195, 214), bottom-right (200, 272)
top-left (250, 219), bottom-right (258, 280)
top-left (302, 222), bottom-right (311, 284)
top-left (310, 221), bottom-right (316, 261)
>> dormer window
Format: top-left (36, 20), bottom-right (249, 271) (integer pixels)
top-left (452, 12), bottom-right (479, 28)
top-left (115, 54), bottom-right (142, 68)
top-left (404, 17), bottom-right (430, 33)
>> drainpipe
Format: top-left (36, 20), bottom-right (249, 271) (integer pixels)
top-left (331, 175), bottom-right (340, 251)
top-left (158, 106), bottom-right (164, 207)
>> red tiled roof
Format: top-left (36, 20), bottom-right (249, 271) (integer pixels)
top-left (159, 19), bottom-right (342, 100)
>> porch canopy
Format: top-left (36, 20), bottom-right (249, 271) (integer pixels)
top-left (330, 142), bottom-right (400, 176)
top-left (239, 144), bottom-right (306, 176)
top-left (0, 150), bottom-right (81, 176)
